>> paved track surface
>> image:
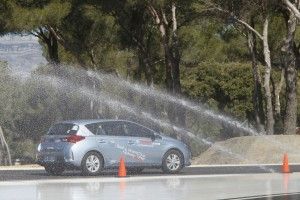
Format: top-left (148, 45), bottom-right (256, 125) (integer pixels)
top-left (223, 192), bottom-right (300, 200)
top-left (1, 164), bottom-right (300, 181)
top-left (1, 172), bottom-right (300, 200)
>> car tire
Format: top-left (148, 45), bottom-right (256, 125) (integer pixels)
top-left (81, 151), bottom-right (103, 176)
top-left (44, 164), bottom-right (65, 176)
top-left (162, 149), bottom-right (184, 174)
top-left (127, 167), bottom-right (144, 174)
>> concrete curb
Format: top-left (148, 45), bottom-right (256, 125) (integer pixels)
top-left (1, 163), bottom-right (300, 171)
top-left (0, 165), bottom-right (43, 171)
top-left (189, 163), bottom-right (300, 167)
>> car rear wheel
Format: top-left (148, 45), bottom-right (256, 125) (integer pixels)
top-left (162, 150), bottom-right (183, 174)
top-left (44, 164), bottom-right (65, 176)
top-left (81, 152), bottom-right (103, 176)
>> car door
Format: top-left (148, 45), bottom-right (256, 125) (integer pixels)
top-left (123, 122), bottom-right (163, 166)
top-left (97, 121), bottom-right (132, 167)
top-left (86, 121), bottom-right (129, 167)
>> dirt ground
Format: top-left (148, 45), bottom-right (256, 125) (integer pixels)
top-left (192, 135), bottom-right (300, 164)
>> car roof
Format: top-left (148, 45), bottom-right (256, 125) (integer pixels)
top-left (60, 119), bottom-right (136, 126)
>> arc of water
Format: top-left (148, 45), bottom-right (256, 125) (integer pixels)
top-left (12, 69), bottom-right (296, 158)
top-left (23, 73), bottom-right (275, 172)
top-left (87, 70), bottom-right (294, 154)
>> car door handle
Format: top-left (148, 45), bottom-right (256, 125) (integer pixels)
top-left (128, 140), bottom-right (135, 145)
top-left (98, 139), bottom-right (106, 144)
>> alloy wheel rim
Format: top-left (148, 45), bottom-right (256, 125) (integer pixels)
top-left (86, 155), bottom-right (100, 173)
top-left (166, 154), bottom-right (180, 171)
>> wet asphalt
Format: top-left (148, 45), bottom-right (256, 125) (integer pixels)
top-left (1, 164), bottom-right (300, 182)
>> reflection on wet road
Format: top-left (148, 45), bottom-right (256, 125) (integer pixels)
top-left (1, 173), bottom-right (300, 200)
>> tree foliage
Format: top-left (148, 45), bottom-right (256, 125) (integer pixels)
top-left (1, 0), bottom-right (300, 163)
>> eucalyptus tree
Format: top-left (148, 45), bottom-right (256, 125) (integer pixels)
top-left (0, 0), bottom-right (11, 34)
top-left (86, 0), bottom-right (160, 86)
top-left (59, 1), bottom-right (118, 69)
top-left (114, 2), bottom-right (159, 86)
top-left (246, 18), bottom-right (265, 132)
top-left (144, 0), bottom-right (195, 95)
top-left (100, 1), bottom-right (162, 123)
top-left (0, 2), bottom-right (14, 165)
top-left (143, 0), bottom-right (199, 128)
top-left (195, 0), bottom-right (276, 134)
top-left (282, 0), bottom-right (300, 19)
top-left (280, 0), bottom-right (299, 134)
top-left (85, 0), bottom-right (183, 126)
top-left (10, 0), bottom-right (72, 65)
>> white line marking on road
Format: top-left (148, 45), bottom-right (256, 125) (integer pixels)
top-left (2, 163), bottom-right (300, 171)
top-left (0, 174), bottom-right (258, 186)
top-left (0, 167), bottom-right (44, 171)
top-left (188, 163), bottom-right (300, 167)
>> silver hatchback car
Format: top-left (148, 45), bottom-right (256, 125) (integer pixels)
top-left (36, 119), bottom-right (191, 175)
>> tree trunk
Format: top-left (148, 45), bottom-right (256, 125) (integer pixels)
top-left (171, 2), bottom-right (186, 127)
top-left (262, 16), bottom-right (274, 135)
top-left (274, 68), bottom-right (285, 116)
top-left (282, 11), bottom-right (298, 135)
top-left (47, 31), bottom-right (60, 65)
top-left (272, 68), bottom-right (285, 134)
top-left (147, 5), bottom-right (176, 125)
top-left (171, 2), bottom-right (181, 94)
top-left (147, 4), bottom-right (176, 93)
top-left (161, 29), bottom-right (174, 92)
top-left (0, 126), bottom-right (12, 166)
top-left (89, 77), bottom-right (101, 119)
top-left (154, 8), bottom-right (173, 92)
top-left (142, 54), bottom-right (158, 120)
top-left (147, 3), bottom-right (185, 132)
top-left (135, 51), bottom-right (144, 81)
top-left (247, 24), bottom-right (264, 132)
top-left (140, 51), bottom-right (154, 87)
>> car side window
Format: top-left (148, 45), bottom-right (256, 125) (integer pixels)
top-left (86, 121), bottom-right (154, 137)
top-left (101, 122), bottom-right (126, 136)
top-left (124, 122), bottom-right (154, 138)
top-left (95, 124), bottom-right (107, 135)
top-left (85, 123), bottom-right (107, 135)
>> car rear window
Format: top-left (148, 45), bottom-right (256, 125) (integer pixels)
top-left (48, 123), bottom-right (79, 135)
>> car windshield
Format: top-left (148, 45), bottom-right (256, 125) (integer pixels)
top-left (47, 123), bottom-right (79, 135)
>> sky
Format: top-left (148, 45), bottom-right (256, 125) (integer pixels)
top-left (0, 34), bottom-right (47, 73)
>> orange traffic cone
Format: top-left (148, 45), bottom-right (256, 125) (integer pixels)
top-left (282, 153), bottom-right (290, 173)
top-left (118, 156), bottom-right (127, 177)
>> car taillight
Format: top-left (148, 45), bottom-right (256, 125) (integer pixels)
top-left (65, 135), bottom-right (85, 143)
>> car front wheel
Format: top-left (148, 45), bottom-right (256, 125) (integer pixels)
top-left (81, 152), bottom-right (103, 176)
top-left (162, 150), bottom-right (184, 174)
